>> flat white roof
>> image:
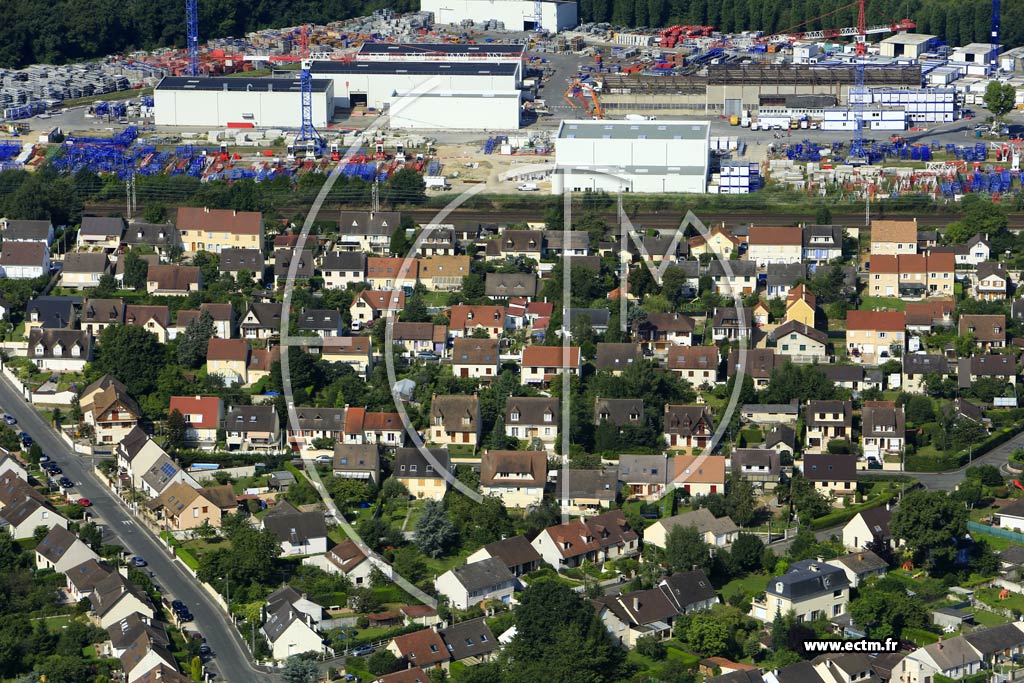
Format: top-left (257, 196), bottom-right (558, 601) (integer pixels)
top-left (880, 33), bottom-right (936, 46)
top-left (557, 119), bottom-right (710, 140)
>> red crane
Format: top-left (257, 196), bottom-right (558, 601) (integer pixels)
top-left (757, 0), bottom-right (915, 53)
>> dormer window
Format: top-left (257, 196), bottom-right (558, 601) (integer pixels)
top-left (53, 343), bottom-right (63, 356)
top-left (776, 582), bottom-right (784, 592)
top-left (510, 411), bottom-right (520, 422)
top-left (34, 345), bottom-right (44, 355)
top-left (70, 344), bottom-right (81, 357)
top-left (543, 411), bottom-right (553, 423)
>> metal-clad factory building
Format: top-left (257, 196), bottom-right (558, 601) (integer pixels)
top-left (419, 0), bottom-right (578, 32)
top-left (356, 42), bottom-right (527, 62)
top-left (153, 76), bottom-right (333, 128)
top-left (387, 91), bottom-right (522, 129)
top-left (552, 120), bottom-right (710, 194)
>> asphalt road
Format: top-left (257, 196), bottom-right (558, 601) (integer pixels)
top-left (0, 374), bottom-right (276, 683)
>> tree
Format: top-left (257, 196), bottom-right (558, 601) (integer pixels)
top-left (190, 656), bottom-right (203, 683)
top-left (383, 168), bottom-right (426, 207)
top-left (77, 522), bottom-right (103, 551)
top-left (93, 273), bottom-right (118, 297)
top-left (93, 324), bottom-right (165, 397)
top-left (165, 409), bottom-right (187, 451)
top-left (903, 395), bottom-right (935, 425)
top-left (35, 655), bottom-right (89, 683)
top-left (725, 473), bottom-right (756, 527)
top-left (890, 490), bottom-right (967, 571)
top-left (177, 310), bottom-right (216, 369)
top-left (414, 500), bottom-right (458, 558)
top-left (368, 649), bottom-right (400, 676)
top-left (815, 205), bottom-right (832, 225)
top-left (392, 545), bottom-right (428, 583)
top-left (143, 203), bottom-right (167, 223)
top-left (686, 614), bottom-right (730, 657)
top-left (944, 221), bottom-right (973, 244)
top-left (984, 80), bottom-right (1017, 120)
top-left (390, 225), bottom-right (411, 256)
top-left (664, 524), bottom-right (711, 574)
top-left (966, 464), bottom-right (1003, 487)
top-left (280, 655), bottom-right (319, 683)
top-left (728, 533), bottom-right (765, 573)
top-left (401, 295), bottom-right (429, 323)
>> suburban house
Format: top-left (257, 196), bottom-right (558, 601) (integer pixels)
top-left (419, 255), bottom-right (470, 292)
top-left (320, 337), bottom-right (372, 377)
top-left (845, 311), bottom-right (905, 365)
top-left (860, 401), bottom-right (906, 463)
top-left (206, 338), bottom-right (252, 387)
top-left (224, 405), bottom-right (282, 452)
top-left (320, 251), bottom-right (366, 290)
top-left (78, 216), bottom-right (125, 251)
top-left (708, 260), bottom-right (757, 297)
top-left (35, 525), bottom-right (99, 574)
top-left (28, 329), bottom-right (93, 372)
top-left (802, 224), bottom-right (843, 262)
top-left (79, 375), bottom-right (141, 445)
top-left (439, 618), bottom-right (499, 666)
top-left (751, 559), bottom-right (850, 622)
top-left (520, 345), bottom-right (581, 385)
top-left (288, 407), bottom-right (349, 449)
top-left (731, 448), bottom-right (782, 490)
top-left (61, 252), bottom-right (111, 289)
top-left (771, 321), bottom-right (828, 363)
top-left (891, 624), bottom-right (1024, 683)
top-left (392, 322), bottom-right (448, 357)
top-left (116, 427), bottom-right (171, 491)
top-left (672, 455), bottom-right (727, 497)
top-left (393, 448), bottom-right (451, 501)
top-left (79, 298), bottom-right (125, 336)
top-left (688, 224), bottom-right (741, 259)
top-left (958, 354), bottom-right (1017, 390)
top-left (176, 207), bottom-right (263, 254)
top-left (976, 261), bottom-right (1009, 301)
top-left (644, 508), bottom-right (739, 549)
top-left (728, 348), bottom-right (779, 390)
top-left (219, 248), bottom-right (265, 283)
top-left (435, 557), bottom-right (516, 610)
top-left (869, 218), bottom-right (917, 255)
top-left (485, 272), bottom-right (538, 300)
top-left (747, 226), bottom-right (803, 265)
top-left (65, 559), bottom-right (114, 603)
top-left (125, 305), bottom-right (172, 343)
top-left (240, 303), bottom-right (283, 339)
top-left (336, 210), bottom-right (399, 253)
top-left (146, 265), bottom-right (201, 296)
top-left (297, 309), bottom-right (342, 338)
top-left (416, 228), bottom-right (457, 257)
top-left (451, 338), bottom-right (499, 380)
top-left (479, 450), bottom-right (546, 508)
top-left (366, 256), bottom-right (418, 290)
top-left (784, 284), bottom-right (818, 326)
top-left (343, 409), bottom-right (404, 447)
top-left (766, 262), bottom-right (806, 299)
top-left (905, 299), bottom-right (955, 334)
top-left (595, 398), bottom-right (644, 429)
top-left (386, 628), bottom-right (451, 673)
top-left (531, 510), bottom-right (639, 570)
top-left (168, 396), bottom-right (223, 450)
top-left (827, 550), bottom-right (888, 588)
top-left (740, 403), bottom-right (798, 425)
top-left (902, 354), bottom-right (950, 394)
top-left (429, 394), bottom-right (481, 448)
top-left (595, 342), bottom-right (642, 375)
top-left (273, 248), bottom-right (315, 286)
top-left (0, 242), bottom-right (50, 279)
top-left (304, 539), bottom-right (374, 586)
top-left (618, 454), bottom-right (669, 500)
top-left (261, 602), bottom-right (324, 661)
top-left (466, 535), bottom-right (543, 578)
top-left (0, 497), bottom-right (66, 539)
top-left (490, 229), bottom-right (544, 261)
top-left (634, 312), bottom-right (695, 353)
top-left (350, 290), bottom-right (405, 327)
top-left (448, 305), bottom-right (507, 338)
top-left (712, 307), bottom-right (754, 341)
top-left (802, 454), bottom-right (857, 500)
top-left (147, 482), bottom-right (237, 531)
top-left (546, 230), bottom-right (590, 257)
top-left (667, 346), bottom-right (719, 386)
top-left (261, 500), bottom-right (329, 557)
top-left (959, 313), bottom-right (1006, 349)
top-left (89, 572), bottom-right (156, 629)
top-left (505, 396), bottom-right (559, 451)
top-left (663, 405), bottom-right (714, 452)
top-left (596, 570), bottom-right (718, 648)
top-left (842, 505), bottom-right (893, 550)
top-left (1, 218), bottom-right (53, 245)
top-left (554, 468), bottom-right (620, 516)
top-left (332, 444), bottom-right (381, 485)
top-left (138, 454), bottom-right (198, 498)
top-left (25, 297), bottom-right (76, 332)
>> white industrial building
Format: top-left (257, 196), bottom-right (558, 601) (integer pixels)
top-left (552, 119), bottom-right (710, 195)
top-left (153, 76), bottom-right (332, 128)
top-left (851, 88), bottom-right (957, 122)
top-left (950, 43), bottom-right (1001, 76)
top-left (878, 33), bottom-right (937, 60)
top-left (822, 108), bottom-right (907, 131)
top-left (420, 0), bottom-right (578, 31)
top-left (388, 91), bottom-right (521, 129)
top-left (356, 42), bottom-right (526, 62)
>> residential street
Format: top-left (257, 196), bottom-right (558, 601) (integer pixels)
top-left (0, 373), bottom-right (277, 683)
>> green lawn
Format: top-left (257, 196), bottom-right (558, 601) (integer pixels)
top-left (977, 587), bottom-right (1024, 613)
top-left (36, 614), bottom-right (73, 632)
top-left (858, 296), bottom-right (907, 311)
top-left (721, 573), bottom-right (769, 601)
top-left (423, 548), bottom-right (473, 577)
top-left (972, 609), bottom-right (1009, 627)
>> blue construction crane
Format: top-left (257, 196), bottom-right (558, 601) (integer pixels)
top-left (185, 0), bottom-right (199, 76)
top-left (297, 59), bottom-right (325, 158)
top-left (533, 0), bottom-right (543, 31)
top-left (847, 53), bottom-right (868, 164)
top-left (991, 0), bottom-right (1000, 73)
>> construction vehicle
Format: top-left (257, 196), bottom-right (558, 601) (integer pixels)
top-left (729, 115), bottom-right (740, 126)
top-left (563, 80), bottom-right (604, 119)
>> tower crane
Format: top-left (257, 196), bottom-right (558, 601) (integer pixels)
top-left (185, 0), bottom-right (199, 76)
top-left (991, 0), bottom-right (1000, 73)
top-left (756, 0), bottom-right (914, 47)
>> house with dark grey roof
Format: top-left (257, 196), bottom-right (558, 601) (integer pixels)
top-left (393, 448), bottom-right (452, 501)
top-left (122, 222), bottom-right (181, 257)
top-left (802, 224), bottom-right (843, 262)
top-left (827, 549), bottom-right (888, 587)
top-left (0, 241), bottom-right (50, 279)
top-left (0, 497), bottom-right (65, 540)
top-left (553, 467), bottom-right (619, 516)
top-left (842, 505), bottom-right (893, 550)
top-left (225, 404), bottom-right (282, 452)
top-left (89, 571), bottom-right (156, 629)
top-left (297, 308), bottom-right (342, 338)
top-left (595, 569), bottom-right (717, 648)
top-left (752, 559), bottom-right (850, 623)
top-left (804, 400), bottom-right (853, 454)
top-left (895, 624), bottom-right (1024, 683)
top-left (440, 618), bottom-right (498, 664)
top-left (331, 444), bottom-right (380, 485)
top-left (434, 556), bottom-right (515, 610)
top-left (802, 454), bottom-right (857, 499)
top-left (766, 262), bottom-right (807, 299)
top-left (1, 218), bottom-right (53, 244)
top-left (77, 216), bottom-right (125, 250)
top-left (34, 522), bottom-right (99, 573)
top-left (861, 401), bottom-right (905, 462)
top-left (28, 328), bottom-right (92, 372)
top-left (504, 396), bottom-right (559, 451)
top-left (261, 500), bottom-right (328, 557)
top-left (466, 535), bottom-right (542, 578)
top-left (595, 397), bottom-right (643, 428)
top-left (219, 248), bottom-right (265, 282)
top-left (545, 230), bottom-right (590, 256)
top-left (595, 342), bottom-right (642, 374)
top-left (618, 454), bottom-right (669, 500)
top-left (274, 248), bottom-right (315, 286)
top-left (320, 251), bottom-right (366, 289)
top-left (771, 320), bottom-right (828, 362)
top-left (731, 448), bottom-right (781, 490)
top-left (902, 353), bottom-right (950, 393)
top-left (261, 601), bottom-right (325, 661)
top-left (566, 308), bottom-right (611, 335)
top-left (740, 402), bottom-right (799, 426)
top-left (429, 394), bottom-right (480, 450)
top-left (240, 302), bottom-right (283, 339)
top-left (484, 272), bottom-right (538, 300)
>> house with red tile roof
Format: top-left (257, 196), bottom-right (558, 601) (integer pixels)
top-left (168, 396), bottom-right (223, 450)
top-left (530, 510), bottom-right (639, 570)
top-left (520, 345), bottom-right (581, 385)
top-left (845, 310), bottom-right (905, 365)
top-left (747, 226), bottom-right (803, 265)
top-left (386, 629), bottom-right (450, 672)
top-left (350, 290), bottom-right (405, 328)
top-left (448, 305), bottom-right (508, 339)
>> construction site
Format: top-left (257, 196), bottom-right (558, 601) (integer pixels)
top-left (0, 0), bottom-right (1020, 200)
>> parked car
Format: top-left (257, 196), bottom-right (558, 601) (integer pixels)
top-left (57, 477), bottom-right (73, 489)
top-left (77, 498), bottom-right (91, 507)
top-left (352, 645), bottom-right (375, 657)
top-left (171, 600), bottom-right (186, 613)
top-left (314, 455), bottom-right (333, 466)
top-left (132, 556), bottom-right (147, 567)
top-left (416, 351), bottom-right (441, 361)
top-left (3, 414), bottom-right (17, 425)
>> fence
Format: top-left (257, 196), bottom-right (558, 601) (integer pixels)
top-left (968, 521), bottom-right (1024, 544)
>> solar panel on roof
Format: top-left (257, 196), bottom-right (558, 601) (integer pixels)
top-left (160, 462), bottom-right (177, 478)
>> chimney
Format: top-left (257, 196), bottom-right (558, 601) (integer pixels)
top-left (632, 597), bottom-right (639, 611)
top-left (858, 553), bottom-right (863, 562)
top-left (204, 207), bottom-right (210, 213)
top-left (937, 635), bottom-right (943, 650)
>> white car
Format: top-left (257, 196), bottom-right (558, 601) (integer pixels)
top-left (517, 183), bottom-right (539, 191)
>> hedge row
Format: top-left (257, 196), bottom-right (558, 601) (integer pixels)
top-left (905, 426), bottom-right (1022, 473)
top-left (807, 485), bottom-right (919, 531)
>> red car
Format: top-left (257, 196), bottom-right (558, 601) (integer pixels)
top-left (77, 498), bottom-right (91, 507)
